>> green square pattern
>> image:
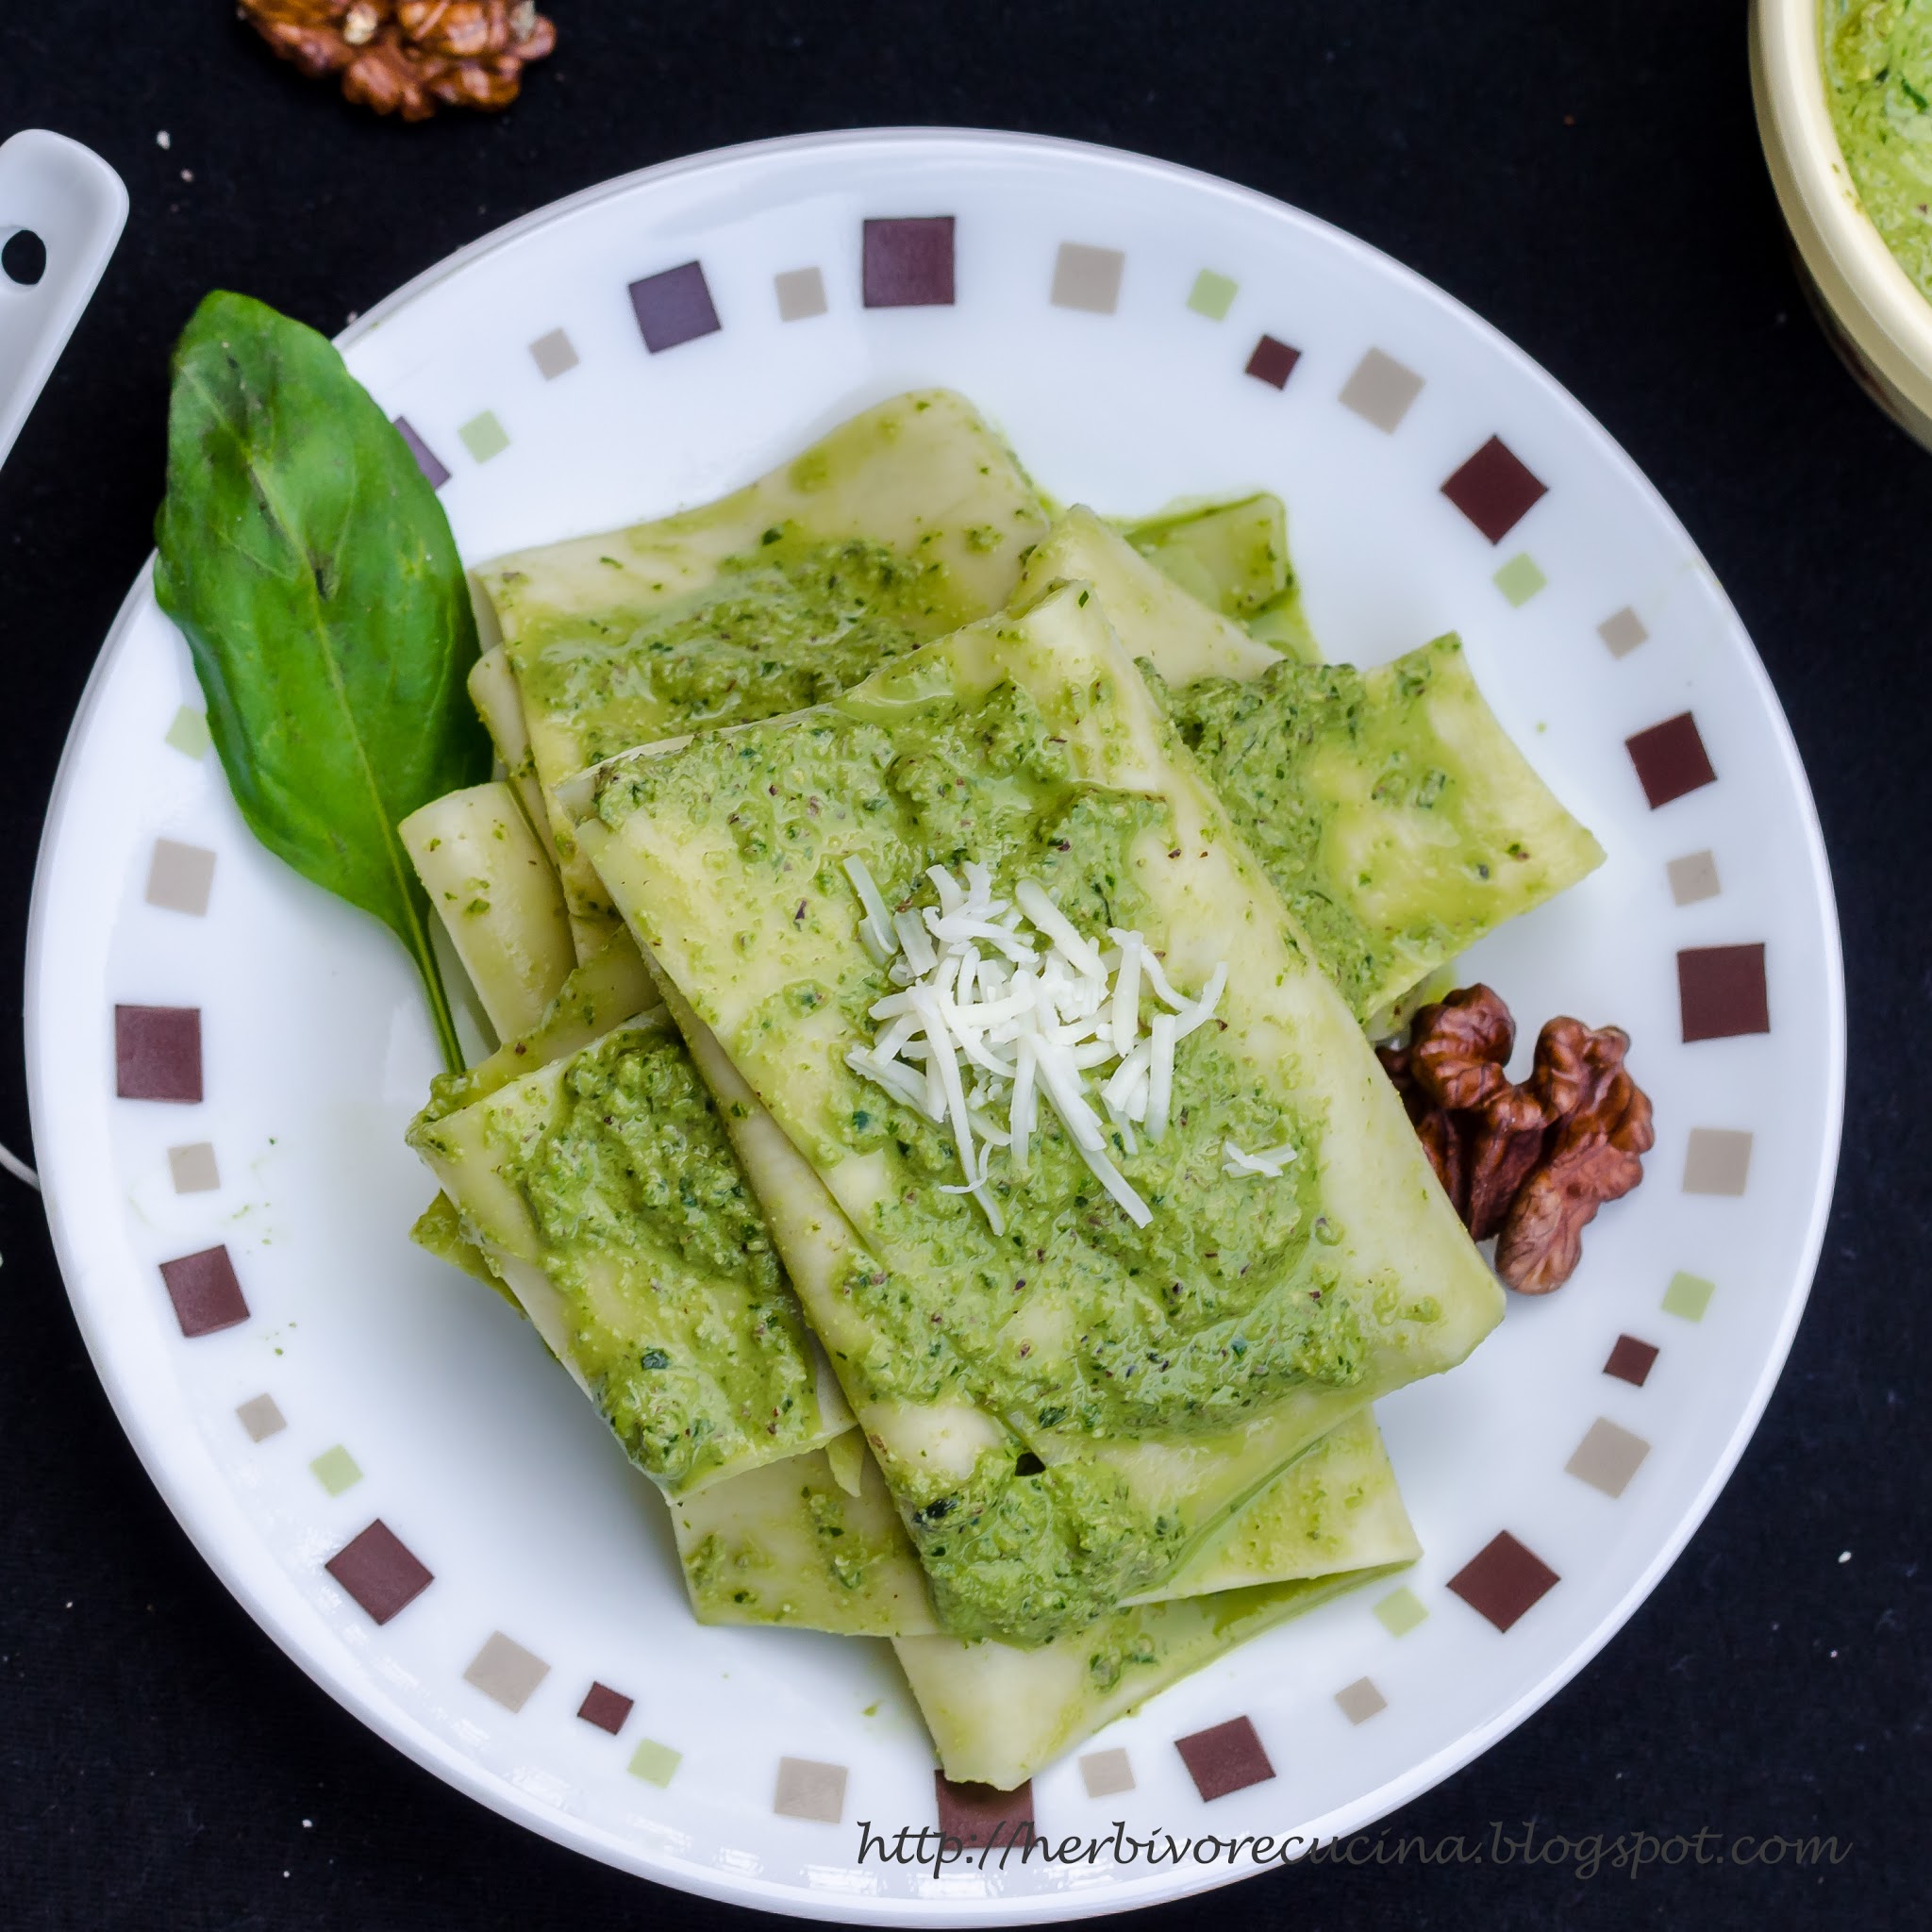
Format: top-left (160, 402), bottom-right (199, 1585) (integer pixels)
top-left (165, 707), bottom-right (211, 759)
top-left (627, 1737), bottom-right (682, 1787)
top-left (458, 410), bottom-right (509, 462)
top-left (309, 1444), bottom-right (364, 1496)
top-left (1492, 552), bottom-right (1547, 607)
top-left (1662, 1271), bottom-right (1715, 1322)
top-left (1374, 1586), bottom-right (1428, 1637)
top-left (1187, 270), bottom-right (1238, 321)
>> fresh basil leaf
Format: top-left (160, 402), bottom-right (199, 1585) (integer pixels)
top-left (154, 291), bottom-right (490, 1074)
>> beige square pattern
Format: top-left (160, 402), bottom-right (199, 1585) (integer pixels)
top-left (527, 327), bottom-right (579, 379)
top-left (1335, 1677), bottom-right (1388, 1725)
top-left (1565, 1418), bottom-right (1651, 1498)
top-left (1598, 606), bottom-right (1649, 658)
top-left (145, 839), bottom-right (215, 916)
top-left (1682, 1127), bottom-right (1752, 1195)
top-left (1050, 242), bottom-right (1124, 314)
top-left (463, 1631), bottom-right (551, 1712)
top-left (1079, 1747), bottom-right (1135, 1797)
top-left (1338, 348), bottom-right (1424, 432)
top-left (235, 1393), bottom-right (286, 1442)
top-left (774, 267), bottom-right (828, 322)
top-left (774, 1756), bottom-right (847, 1823)
top-left (168, 1141), bottom-right (220, 1193)
top-left (1667, 850), bottom-right (1721, 906)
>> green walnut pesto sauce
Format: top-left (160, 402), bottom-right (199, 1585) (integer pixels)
top-left (591, 671), bottom-right (1393, 1643)
top-left (466, 1026), bottom-right (823, 1491)
top-left (512, 532), bottom-right (980, 764)
top-left (1824, 1), bottom-right (1932, 301)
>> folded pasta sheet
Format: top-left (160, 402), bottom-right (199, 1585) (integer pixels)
top-left (417, 934), bottom-right (655, 1122)
top-left (474, 391), bottom-right (1049, 951)
top-left (1136, 1405), bottom-right (1416, 1601)
top-left (896, 1408), bottom-right (1416, 1788)
top-left (672, 1404), bottom-right (1411, 1642)
top-left (1022, 507), bottom-right (1279, 688)
top-left (1015, 510), bottom-right (1605, 1025)
top-left (408, 1005), bottom-right (851, 1497)
top-left (901, 1567), bottom-right (1406, 1790)
top-left (672, 1439), bottom-right (940, 1637)
top-left (1117, 491), bottom-right (1322, 663)
top-left (410, 1189), bottom-right (517, 1302)
top-left (572, 578), bottom-right (1502, 1644)
top-left (1163, 641), bottom-right (1606, 1027)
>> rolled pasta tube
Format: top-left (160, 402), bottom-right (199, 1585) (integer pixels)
top-left (400, 781), bottom-right (575, 1041)
top-left (467, 646), bottom-right (558, 865)
top-left (472, 642), bottom-right (620, 961)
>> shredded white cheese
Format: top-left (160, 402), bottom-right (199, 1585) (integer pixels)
top-left (844, 858), bottom-right (896, 964)
top-left (842, 860), bottom-right (1286, 1232)
top-left (1222, 1140), bottom-right (1300, 1178)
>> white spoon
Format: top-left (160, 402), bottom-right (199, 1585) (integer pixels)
top-left (0, 128), bottom-right (126, 473)
top-left (1, 128), bottom-right (125, 1187)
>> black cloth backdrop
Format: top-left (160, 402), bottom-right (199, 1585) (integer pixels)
top-left (0, 6), bottom-right (1921, 1927)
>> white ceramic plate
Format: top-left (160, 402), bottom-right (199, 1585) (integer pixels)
top-left (25, 131), bottom-right (1842, 1923)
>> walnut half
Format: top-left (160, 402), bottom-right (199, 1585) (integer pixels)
top-left (1378, 985), bottom-right (1654, 1294)
top-left (240, 1), bottom-right (558, 122)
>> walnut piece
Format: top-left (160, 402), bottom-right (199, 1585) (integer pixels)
top-left (1378, 985), bottom-right (1653, 1294)
top-left (1495, 1019), bottom-right (1654, 1292)
top-left (240, 1), bottom-right (557, 122)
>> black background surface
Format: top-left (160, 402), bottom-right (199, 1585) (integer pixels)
top-left (0, 6), bottom-right (1923, 1928)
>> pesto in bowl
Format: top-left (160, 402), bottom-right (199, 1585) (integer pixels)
top-left (1823, 0), bottom-right (1932, 302)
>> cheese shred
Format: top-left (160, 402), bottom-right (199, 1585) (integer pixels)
top-left (841, 860), bottom-right (1275, 1232)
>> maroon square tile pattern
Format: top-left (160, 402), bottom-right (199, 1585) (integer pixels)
top-left (1625, 712), bottom-right (1717, 809)
top-left (1174, 1716), bottom-right (1274, 1801)
top-left (158, 1244), bottom-right (249, 1338)
top-left (391, 418), bottom-right (449, 490)
top-left (115, 1005), bottom-right (202, 1103)
top-left (1244, 335), bottom-right (1301, 389)
top-left (935, 1772), bottom-right (1034, 1847)
top-left (325, 1521), bottom-right (433, 1625)
top-left (1678, 943), bottom-right (1770, 1042)
top-left (1603, 1334), bottom-right (1660, 1387)
top-left (1447, 1531), bottom-right (1560, 1632)
top-left (628, 261), bottom-right (721, 353)
top-left (577, 1682), bottom-right (634, 1735)
top-left (863, 217), bottom-right (956, 308)
top-left (1441, 436), bottom-right (1547, 543)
